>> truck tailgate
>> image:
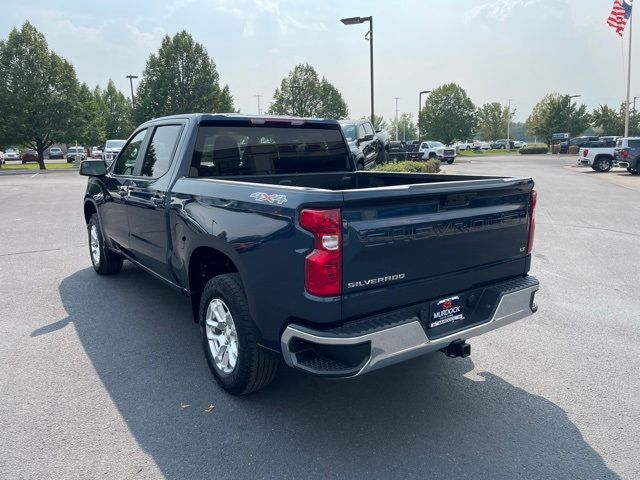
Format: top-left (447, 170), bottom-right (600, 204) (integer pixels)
top-left (341, 177), bottom-right (534, 319)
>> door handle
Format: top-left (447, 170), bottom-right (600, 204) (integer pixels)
top-left (151, 194), bottom-right (165, 206)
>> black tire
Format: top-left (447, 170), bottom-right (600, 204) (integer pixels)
top-left (199, 273), bottom-right (279, 395)
top-left (87, 214), bottom-right (123, 275)
top-left (446, 158), bottom-right (454, 165)
top-left (428, 153), bottom-right (437, 160)
top-left (594, 157), bottom-right (612, 173)
top-left (380, 149), bottom-right (390, 164)
top-left (501, 145), bottom-right (506, 150)
top-left (628, 167), bottom-right (640, 175)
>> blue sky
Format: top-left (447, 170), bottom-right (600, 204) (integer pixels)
top-left (0, 0), bottom-right (636, 122)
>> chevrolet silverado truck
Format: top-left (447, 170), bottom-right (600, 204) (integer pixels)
top-left (80, 114), bottom-right (539, 395)
top-left (340, 119), bottom-right (390, 169)
top-left (614, 137), bottom-right (640, 174)
top-left (419, 141), bottom-right (457, 164)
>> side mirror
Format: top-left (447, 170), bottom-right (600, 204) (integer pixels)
top-left (80, 159), bottom-right (107, 177)
top-left (363, 133), bottom-right (374, 141)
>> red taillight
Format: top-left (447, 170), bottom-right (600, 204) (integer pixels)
top-left (583, 149), bottom-right (589, 157)
top-left (300, 209), bottom-right (342, 296)
top-left (527, 190), bottom-right (537, 254)
top-left (622, 149), bottom-right (629, 158)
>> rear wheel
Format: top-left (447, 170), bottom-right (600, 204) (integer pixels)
top-left (87, 214), bottom-right (123, 275)
top-left (199, 273), bottom-right (279, 395)
top-left (628, 167), bottom-right (640, 175)
top-left (446, 158), bottom-right (454, 165)
top-left (594, 157), bottom-right (612, 172)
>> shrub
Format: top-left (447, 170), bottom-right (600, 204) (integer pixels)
top-left (568, 145), bottom-right (579, 155)
top-left (519, 145), bottom-right (549, 154)
top-left (375, 159), bottom-right (441, 173)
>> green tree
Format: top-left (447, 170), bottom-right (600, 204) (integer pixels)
top-left (389, 113), bottom-right (418, 141)
top-left (590, 103), bottom-right (639, 136)
top-left (418, 83), bottom-right (476, 143)
top-left (0, 21), bottom-right (79, 169)
top-left (135, 31), bottom-right (234, 123)
top-left (99, 80), bottom-right (134, 139)
top-left (477, 102), bottom-right (510, 140)
top-left (68, 83), bottom-right (106, 147)
top-left (367, 114), bottom-right (387, 131)
top-left (525, 93), bottom-right (591, 142)
top-left (268, 63), bottom-right (348, 119)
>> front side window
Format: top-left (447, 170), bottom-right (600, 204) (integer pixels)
top-left (628, 139), bottom-right (640, 148)
top-left (140, 125), bottom-right (182, 178)
top-left (363, 122), bottom-right (374, 136)
top-left (113, 129), bottom-right (147, 176)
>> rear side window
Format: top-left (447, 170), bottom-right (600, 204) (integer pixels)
top-left (628, 139), bottom-right (640, 148)
top-left (190, 125), bottom-right (350, 176)
top-left (140, 125), bottom-right (182, 178)
top-left (113, 129), bottom-right (147, 176)
top-left (616, 139), bottom-right (623, 148)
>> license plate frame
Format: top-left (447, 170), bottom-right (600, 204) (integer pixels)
top-left (428, 294), bottom-right (466, 330)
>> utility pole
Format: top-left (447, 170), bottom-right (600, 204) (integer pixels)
top-left (393, 97), bottom-right (400, 141)
top-left (566, 94), bottom-right (581, 138)
top-left (290, 84), bottom-right (299, 116)
top-left (507, 99), bottom-right (512, 148)
top-left (254, 94), bottom-right (263, 115)
top-left (126, 74), bottom-right (138, 112)
top-left (418, 90), bottom-right (430, 140)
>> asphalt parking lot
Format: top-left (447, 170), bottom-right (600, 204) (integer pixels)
top-left (1, 156), bottom-right (638, 479)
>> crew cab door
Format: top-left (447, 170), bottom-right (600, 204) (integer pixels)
top-left (101, 128), bottom-right (149, 252)
top-left (359, 122), bottom-right (377, 168)
top-left (125, 123), bottom-right (184, 279)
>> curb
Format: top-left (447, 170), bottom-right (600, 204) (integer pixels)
top-left (0, 168), bottom-right (78, 176)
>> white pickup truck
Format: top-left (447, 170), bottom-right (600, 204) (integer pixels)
top-left (577, 142), bottom-right (616, 172)
top-left (419, 141), bottom-right (457, 164)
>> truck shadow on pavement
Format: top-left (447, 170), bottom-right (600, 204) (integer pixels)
top-left (35, 266), bottom-right (620, 480)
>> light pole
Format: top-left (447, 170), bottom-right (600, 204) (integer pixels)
top-left (418, 90), bottom-right (430, 140)
top-left (393, 97), bottom-right (399, 141)
top-left (506, 99), bottom-right (513, 147)
top-left (566, 94), bottom-right (581, 137)
top-left (254, 94), bottom-right (263, 115)
top-left (126, 74), bottom-right (138, 112)
top-left (290, 84), bottom-right (299, 116)
top-left (341, 16), bottom-right (374, 122)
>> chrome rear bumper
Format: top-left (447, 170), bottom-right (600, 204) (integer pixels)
top-left (281, 276), bottom-right (539, 377)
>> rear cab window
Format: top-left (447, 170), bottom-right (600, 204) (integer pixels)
top-left (190, 124), bottom-right (351, 177)
top-left (627, 139), bottom-right (640, 148)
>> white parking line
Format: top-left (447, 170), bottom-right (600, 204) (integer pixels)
top-left (31, 172), bottom-right (39, 178)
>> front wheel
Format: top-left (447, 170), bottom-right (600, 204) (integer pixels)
top-left (446, 158), bottom-right (454, 165)
top-left (628, 167), bottom-right (640, 175)
top-left (199, 273), bottom-right (279, 395)
top-left (87, 214), bottom-right (123, 275)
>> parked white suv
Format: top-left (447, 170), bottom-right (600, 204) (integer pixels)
top-left (102, 139), bottom-right (126, 166)
top-left (419, 141), bottom-right (457, 164)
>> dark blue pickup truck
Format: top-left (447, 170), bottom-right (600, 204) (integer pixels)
top-left (80, 114), bottom-right (539, 395)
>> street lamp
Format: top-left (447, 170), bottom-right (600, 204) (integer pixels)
top-left (126, 74), bottom-right (138, 111)
top-left (418, 90), bottom-right (430, 140)
top-left (566, 94), bottom-right (581, 137)
top-left (254, 94), bottom-right (263, 115)
top-left (341, 16), bottom-right (374, 123)
top-left (507, 99), bottom-right (513, 149)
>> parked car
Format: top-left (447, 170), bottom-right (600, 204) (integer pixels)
top-left (80, 113), bottom-right (539, 395)
top-left (4, 148), bottom-right (20, 161)
top-left (513, 140), bottom-right (528, 149)
top-left (91, 146), bottom-right (103, 159)
top-left (388, 141), bottom-right (405, 161)
top-left (340, 119), bottom-right (390, 170)
top-left (102, 139), bottom-right (126, 166)
top-left (614, 137), bottom-right (640, 174)
top-left (0, 151), bottom-right (4, 164)
top-left (67, 146), bottom-right (87, 163)
top-left (21, 149), bottom-right (38, 164)
top-left (475, 141), bottom-right (492, 150)
top-left (560, 136), bottom-right (600, 154)
top-left (48, 147), bottom-right (63, 159)
top-left (419, 141), bottom-right (457, 164)
top-left (577, 145), bottom-right (615, 172)
top-left (455, 140), bottom-right (475, 151)
top-left (491, 139), bottom-right (515, 149)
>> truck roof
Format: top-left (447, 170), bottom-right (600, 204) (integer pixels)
top-left (139, 113), bottom-right (341, 128)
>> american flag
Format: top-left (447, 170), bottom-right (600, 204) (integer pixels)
top-left (607, 0), bottom-right (633, 36)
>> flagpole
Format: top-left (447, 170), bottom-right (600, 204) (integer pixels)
top-left (625, 2), bottom-right (633, 137)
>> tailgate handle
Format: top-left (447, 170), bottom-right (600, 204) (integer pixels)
top-left (442, 193), bottom-right (476, 208)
